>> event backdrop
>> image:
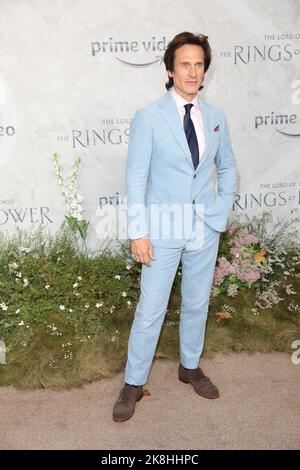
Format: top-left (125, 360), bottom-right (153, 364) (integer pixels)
top-left (0, 0), bottom-right (299, 248)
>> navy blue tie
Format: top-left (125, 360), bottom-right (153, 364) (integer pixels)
top-left (183, 103), bottom-right (199, 169)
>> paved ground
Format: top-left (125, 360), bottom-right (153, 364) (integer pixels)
top-left (0, 352), bottom-right (299, 450)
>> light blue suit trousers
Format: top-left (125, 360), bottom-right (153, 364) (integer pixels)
top-left (124, 215), bottom-right (220, 386)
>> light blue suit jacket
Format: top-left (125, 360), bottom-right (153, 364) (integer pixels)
top-left (126, 89), bottom-right (239, 246)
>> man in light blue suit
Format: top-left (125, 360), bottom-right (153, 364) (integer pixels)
top-left (113, 32), bottom-right (239, 422)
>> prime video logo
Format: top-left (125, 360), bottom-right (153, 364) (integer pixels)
top-left (91, 36), bottom-right (167, 67)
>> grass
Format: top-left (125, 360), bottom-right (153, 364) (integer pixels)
top-left (0, 227), bottom-right (299, 389)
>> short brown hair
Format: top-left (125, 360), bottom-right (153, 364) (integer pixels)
top-left (163, 32), bottom-right (212, 91)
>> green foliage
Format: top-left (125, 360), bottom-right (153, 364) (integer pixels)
top-left (65, 215), bottom-right (89, 240)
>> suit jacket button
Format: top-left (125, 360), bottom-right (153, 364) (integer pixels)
top-left (192, 199), bottom-right (195, 204)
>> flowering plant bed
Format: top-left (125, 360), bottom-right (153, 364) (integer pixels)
top-left (0, 212), bottom-right (299, 389)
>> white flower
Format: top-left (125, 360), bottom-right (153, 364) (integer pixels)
top-left (285, 285), bottom-right (296, 295)
top-left (84, 303), bottom-right (90, 309)
top-left (16, 272), bottom-right (22, 278)
top-left (122, 291), bottom-right (127, 297)
top-left (69, 308), bottom-right (73, 313)
top-left (222, 304), bottom-right (237, 314)
top-left (287, 300), bottom-right (300, 312)
top-left (211, 286), bottom-right (220, 299)
top-left (59, 305), bottom-right (65, 311)
top-left (72, 212), bottom-right (82, 221)
top-left (73, 282), bottom-right (79, 288)
top-left (20, 247), bottom-right (31, 253)
top-left (15, 309), bottom-right (20, 314)
top-left (0, 302), bottom-right (8, 311)
top-left (47, 324), bottom-right (58, 332)
top-left (70, 201), bottom-right (78, 210)
top-left (45, 285), bottom-right (50, 289)
top-left (126, 264), bottom-right (131, 270)
top-left (115, 275), bottom-right (121, 280)
top-left (77, 276), bottom-right (82, 281)
top-left (23, 278), bottom-right (29, 287)
top-left (9, 262), bottom-right (18, 270)
top-left (18, 321), bottom-right (24, 326)
top-left (227, 284), bottom-right (239, 297)
top-left (95, 302), bottom-right (103, 308)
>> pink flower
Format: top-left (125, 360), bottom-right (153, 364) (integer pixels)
top-left (241, 233), bottom-right (259, 245)
top-left (213, 257), bottom-right (235, 286)
top-left (227, 224), bottom-right (238, 234)
top-left (230, 246), bottom-right (244, 258)
top-left (231, 231), bottom-right (259, 248)
top-left (236, 264), bottom-right (261, 284)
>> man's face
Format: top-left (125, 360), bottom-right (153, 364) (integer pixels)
top-left (168, 44), bottom-right (205, 101)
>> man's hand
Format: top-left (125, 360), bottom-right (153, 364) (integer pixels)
top-left (131, 237), bottom-right (155, 267)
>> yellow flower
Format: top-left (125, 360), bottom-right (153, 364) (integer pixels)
top-left (215, 311), bottom-right (233, 322)
top-left (254, 249), bottom-right (267, 264)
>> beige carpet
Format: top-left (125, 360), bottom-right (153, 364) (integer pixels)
top-left (0, 352), bottom-right (299, 450)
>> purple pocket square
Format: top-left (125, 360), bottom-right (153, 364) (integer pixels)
top-left (214, 125), bottom-right (220, 132)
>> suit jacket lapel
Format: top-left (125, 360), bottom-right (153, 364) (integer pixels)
top-left (195, 96), bottom-right (213, 173)
top-left (159, 91), bottom-right (192, 165)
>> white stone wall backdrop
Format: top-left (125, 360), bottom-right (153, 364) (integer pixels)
top-left (0, 0), bottom-right (299, 248)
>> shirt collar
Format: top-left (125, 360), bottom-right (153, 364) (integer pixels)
top-left (171, 86), bottom-right (200, 111)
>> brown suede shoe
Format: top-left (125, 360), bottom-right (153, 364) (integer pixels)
top-left (113, 384), bottom-right (144, 422)
top-left (178, 363), bottom-right (220, 399)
